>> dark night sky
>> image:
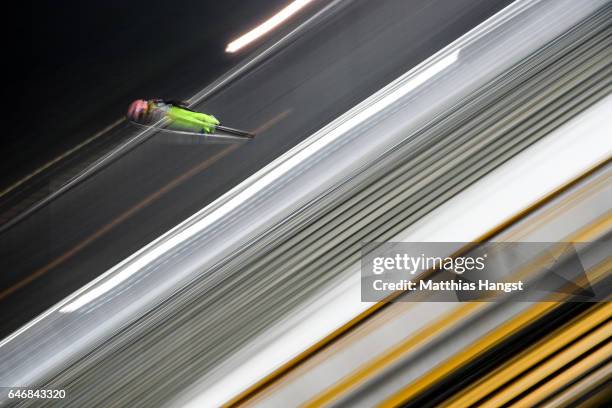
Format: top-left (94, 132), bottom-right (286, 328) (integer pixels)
top-left (1, 0), bottom-right (290, 189)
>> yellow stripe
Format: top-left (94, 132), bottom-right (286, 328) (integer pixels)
top-left (501, 170), bottom-right (610, 242)
top-left (539, 361), bottom-right (612, 408)
top-left (378, 302), bottom-right (559, 408)
top-left (442, 302), bottom-right (612, 407)
top-left (313, 214), bottom-right (611, 407)
top-left (482, 322), bottom-right (611, 408)
top-left (224, 301), bottom-right (393, 407)
top-left (510, 342), bottom-right (612, 408)
top-left (302, 303), bottom-right (482, 407)
top-left (382, 257), bottom-right (610, 408)
top-left (229, 161), bottom-right (610, 407)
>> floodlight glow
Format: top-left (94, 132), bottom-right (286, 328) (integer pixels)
top-left (226, 0), bottom-right (314, 53)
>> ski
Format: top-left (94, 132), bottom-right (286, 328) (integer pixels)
top-left (216, 125), bottom-right (256, 138)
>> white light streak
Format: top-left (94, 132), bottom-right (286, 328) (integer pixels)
top-left (226, 0), bottom-right (314, 53)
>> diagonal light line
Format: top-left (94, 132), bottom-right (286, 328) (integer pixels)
top-left (226, 0), bottom-right (315, 53)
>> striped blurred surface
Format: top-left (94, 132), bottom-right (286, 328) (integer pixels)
top-left (0, 0), bottom-right (610, 407)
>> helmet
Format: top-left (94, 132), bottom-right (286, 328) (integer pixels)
top-left (127, 99), bottom-right (149, 121)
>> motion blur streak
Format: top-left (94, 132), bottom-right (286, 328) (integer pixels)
top-left (55, 146), bottom-right (241, 313)
top-left (1, 0), bottom-right (610, 407)
top-left (1, 0), bottom-right (512, 339)
top-left (0, 119), bottom-right (124, 200)
top-left (57, 110), bottom-right (289, 313)
top-left (226, 0), bottom-right (315, 53)
top-left (192, 3), bottom-right (612, 405)
top-left (248, 166), bottom-right (611, 407)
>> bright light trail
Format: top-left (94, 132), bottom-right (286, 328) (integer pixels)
top-left (226, 0), bottom-right (314, 53)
